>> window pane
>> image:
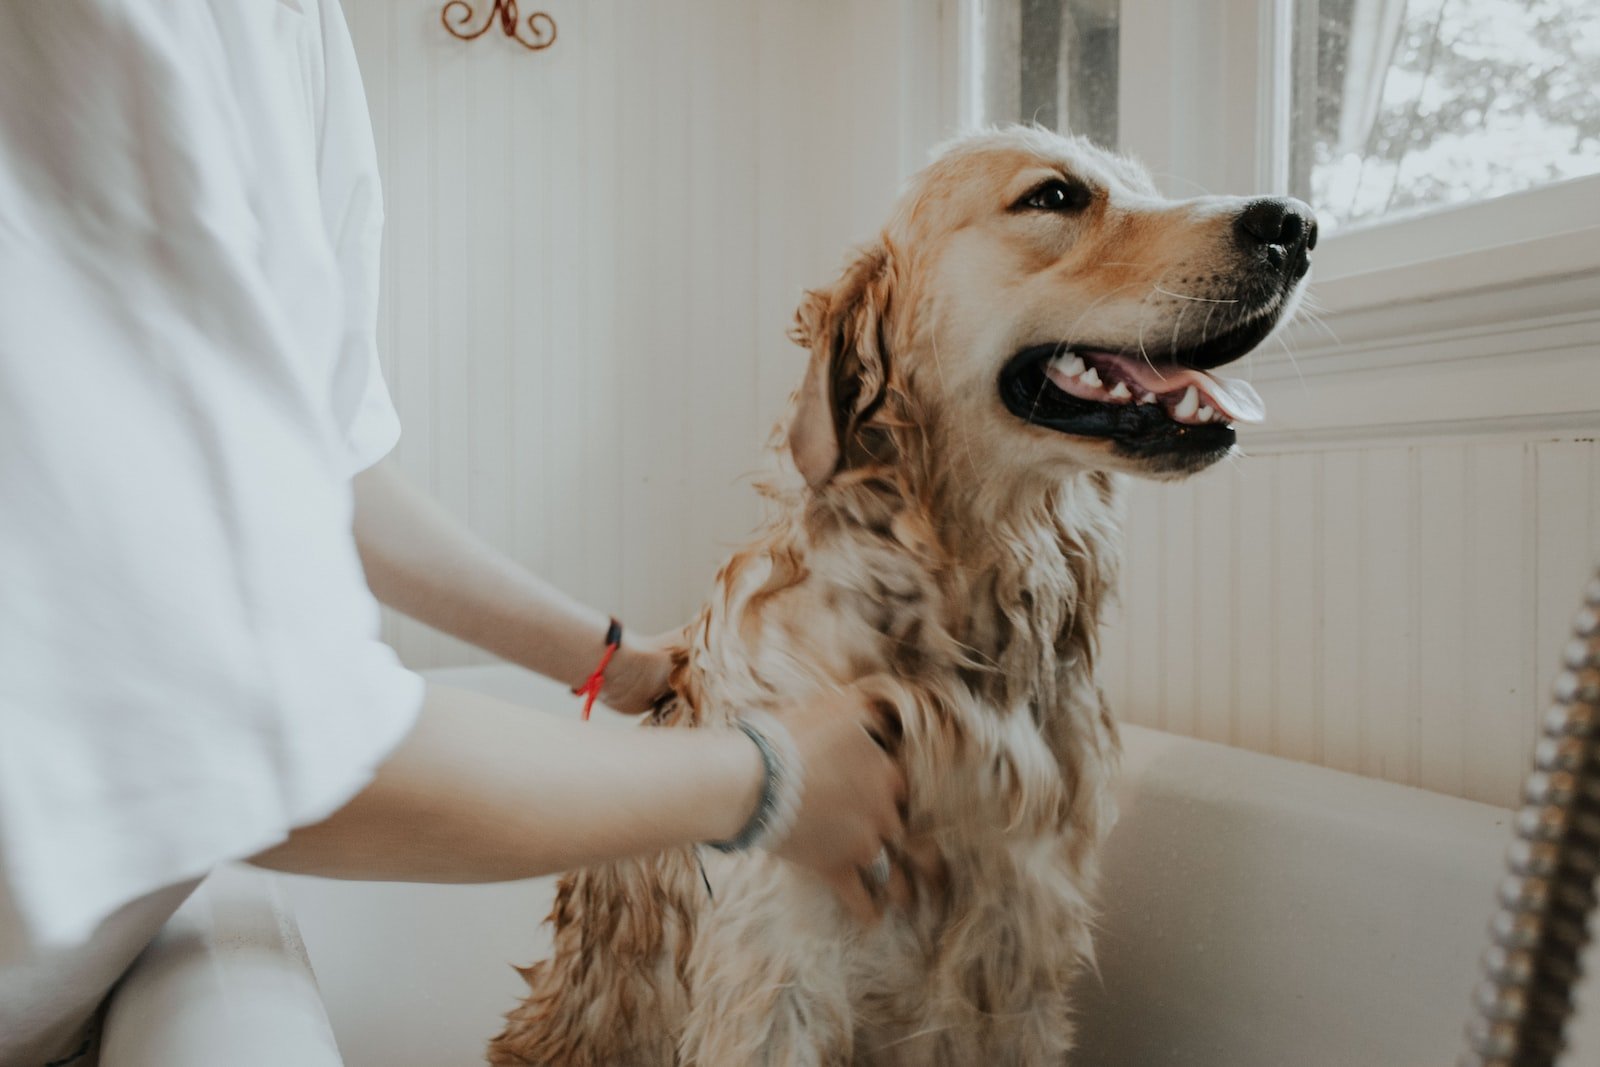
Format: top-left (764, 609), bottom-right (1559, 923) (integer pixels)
top-left (977, 0), bottom-right (1120, 149)
top-left (1291, 0), bottom-right (1600, 233)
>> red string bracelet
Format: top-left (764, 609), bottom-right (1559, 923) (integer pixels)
top-left (573, 617), bottom-right (623, 721)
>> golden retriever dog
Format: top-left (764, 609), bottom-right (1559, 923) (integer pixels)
top-left (488, 125), bottom-right (1314, 1066)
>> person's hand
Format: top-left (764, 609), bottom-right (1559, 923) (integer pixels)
top-left (600, 627), bottom-right (678, 714)
top-left (768, 687), bottom-right (908, 922)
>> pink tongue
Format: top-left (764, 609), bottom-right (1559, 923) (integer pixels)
top-left (1088, 351), bottom-right (1265, 424)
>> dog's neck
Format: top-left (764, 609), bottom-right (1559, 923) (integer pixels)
top-left (796, 460), bottom-right (1121, 711)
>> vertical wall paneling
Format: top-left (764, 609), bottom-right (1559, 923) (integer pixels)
top-left (526, 0), bottom-right (565, 596)
top-left (1415, 446), bottom-right (1469, 799)
top-left (1159, 480), bottom-right (1197, 737)
top-left (1233, 457), bottom-right (1276, 752)
top-left (1464, 445), bottom-right (1534, 806)
top-left (342, 0), bottom-right (941, 656)
top-left (686, 2), bottom-right (761, 598)
top-left (431, 20), bottom-right (477, 666)
top-left (1316, 450), bottom-right (1365, 777)
top-left (466, 26), bottom-right (514, 666)
top-left (1119, 484), bottom-right (1164, 731)
top-left (1272, 452), bottom-right (1318, 765)
top-left (1115, 434), bottom-right (1597, 808)
top-left (1357, 448), bottom-right (1413, 784)
top-left (620, 0), bottom-right (684, 631)
top-left (579, 0), bottom-right (624, 618)
top-left (1192, 464), bottom-right (1237, 746)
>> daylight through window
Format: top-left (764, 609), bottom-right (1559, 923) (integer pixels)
top-left (1290, 0), bottom-right (1600, 233)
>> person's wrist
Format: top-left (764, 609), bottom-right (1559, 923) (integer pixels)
top-left (704, 728), bottom-right (765, 844)
top-left (705, 713), bottom-right (804, 854)
top-left (606, 640), bottom-right (643, 687)
top-left (600, 629), bottom-right (676, 713)
top-left (565, 614), bottom-right (622, 693)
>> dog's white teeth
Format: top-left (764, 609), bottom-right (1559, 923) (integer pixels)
top-left (1049, 352), bottom-right (1086, 377)
top-left (1080, 367), bottom-right (1102, 389)
top-left (1108, 381), bottom-right (1131, 401)
top-left (1197, 405), bottom-right (1214, 422)
top-left (1141, 391), bottom-right (1157, 405)
top-left (1174, 385), bottom-right (1199, 420)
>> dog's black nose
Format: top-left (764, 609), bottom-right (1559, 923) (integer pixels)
top-left (1234, 197), bottom-right (1317, 275)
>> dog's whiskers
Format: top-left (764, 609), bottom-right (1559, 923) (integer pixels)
top-left (1272, 331), bottom-right (1309, 396)
top-left (1136, 313), bottom-right (1153, 372)
top-left (1298, 302), bottom-right (1340, 346)
top-left (1026, 380), bottom-right (1049, 426)
top-left (1054, 280), bottom-right (1147, 357)
top-left (1168, 293), bottom-right (1190, 358)
top-left (1151, 284), bottom-right (1239, 304)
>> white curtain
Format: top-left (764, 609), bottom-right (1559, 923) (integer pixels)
top-left (1336, 0), bottom-right (1410, 152)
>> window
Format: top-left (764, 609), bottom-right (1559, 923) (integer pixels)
top-left (1289, 0), bottom-right (1600, 234)
top-left (975, 0), bottom-right (1120, 150)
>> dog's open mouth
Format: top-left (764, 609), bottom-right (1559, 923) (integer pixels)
top-left (999, 333), bottom-right (1267, 459)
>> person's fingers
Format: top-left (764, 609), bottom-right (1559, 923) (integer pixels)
top-left (767, 685), bottom-right (918, 902)
top-left (830, 867), bottom-right (881, 924)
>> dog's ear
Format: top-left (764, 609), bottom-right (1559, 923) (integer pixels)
top-left (787, 244), bottom-right (893, 488)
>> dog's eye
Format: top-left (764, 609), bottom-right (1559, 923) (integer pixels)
top-left (1018, 179), bottom-right (1093, 213)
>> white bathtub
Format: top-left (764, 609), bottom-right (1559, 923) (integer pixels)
top-left (102, 665), bottom-right (1600, 1065)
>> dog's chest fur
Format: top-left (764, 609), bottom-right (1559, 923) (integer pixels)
top-left (664, 471), bottom-right (1124, 1056)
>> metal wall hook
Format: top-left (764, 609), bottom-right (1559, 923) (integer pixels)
top-left (440, 1), bottom-right (556, 52)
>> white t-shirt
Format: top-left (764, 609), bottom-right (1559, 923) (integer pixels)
top-left (0, 0), bottom-right (423, 1059)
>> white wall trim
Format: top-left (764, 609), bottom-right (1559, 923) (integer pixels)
top-left (1312, 174), bottom-right (1600, 286)
top-left (1241, 411), bottom-right (1600, 454)
top-left (1296, 229), bottom-right (1600, 329)
top-left (1266, 302), bottom-right (1600, 380)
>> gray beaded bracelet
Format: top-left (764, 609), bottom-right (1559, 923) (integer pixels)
top-left (707, 711), bottom-right (802, 854)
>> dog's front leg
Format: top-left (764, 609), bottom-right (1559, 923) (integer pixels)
top-left (489, 854), bottom-right (699, 1067)
top-left (680, 866), bottom-right (855, 1067)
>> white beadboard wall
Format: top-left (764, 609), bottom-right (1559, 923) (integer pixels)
top-left (1102, 434), bottom-right (1600, 809)
top-left (341, 0), bottom-right (955, 668)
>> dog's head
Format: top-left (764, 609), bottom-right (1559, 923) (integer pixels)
top-left (788, 126), bottom-right (1314, 489)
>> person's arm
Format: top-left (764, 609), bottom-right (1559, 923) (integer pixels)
top-left (250, 683), bottom-right (906, 920)
top-left (351, 460), bottom-right (671, 712)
